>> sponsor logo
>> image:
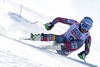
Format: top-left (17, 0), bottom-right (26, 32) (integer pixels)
top-left (71, 28), bottom-right (82, 39)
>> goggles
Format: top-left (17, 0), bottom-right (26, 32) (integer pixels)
top-left (81, 22), bottom-right (92, 31)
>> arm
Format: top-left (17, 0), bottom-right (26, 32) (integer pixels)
top-left (84, 36), bottom-right (91, 55)
top-left (51, 17), bottom-right (77, 25)
top-left (44, 17), bottom-right (77, 30)
top-left (78, 36), bottom-right (91, 60)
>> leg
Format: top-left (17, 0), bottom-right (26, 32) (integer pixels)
top-left (41, 33), bottom-right (65, 43)
top-left (31, 33), bottom-right (67, 51)
top-left (56, 40), bottom-right (83, 56)
top-left (65, 39), bottom-right (83, 52)
top-left (31, 33), bottom-right (65, 43)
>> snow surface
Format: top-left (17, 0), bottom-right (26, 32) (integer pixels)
top-left (0, 0), bottom-right (99, 67)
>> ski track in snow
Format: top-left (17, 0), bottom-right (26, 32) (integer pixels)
top-left (0, 30), bottom-right (98, 67)
top-left (0, 50), bottom-right (42, 67)
top-left (0, 34), bottom-right (57, 67)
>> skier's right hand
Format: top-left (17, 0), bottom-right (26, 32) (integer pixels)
top-left (78, 51), bottom-right (87, 60)
top-left (44, 22), bottom-right (54, 30)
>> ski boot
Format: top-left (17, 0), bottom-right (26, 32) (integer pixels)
top-left (30, 33), bottom-right (41, 41)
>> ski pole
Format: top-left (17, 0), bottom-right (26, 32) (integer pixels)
top-left (83, 59), bottom-right (86, 62)
top-left (30, 21), bottom-right (39, 24)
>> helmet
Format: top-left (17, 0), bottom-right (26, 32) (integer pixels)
top-left (80, 17), bottom-right (93, 31)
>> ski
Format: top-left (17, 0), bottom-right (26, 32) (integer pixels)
top-left (42, 45), bottom-right (62, 50)
top-left (30, 21), bottom-right (39, 24)
top-left (19, 37), bottom-right (32, 40)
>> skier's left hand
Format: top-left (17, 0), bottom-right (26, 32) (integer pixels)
top-left (78, 51), bottom-right (87, 60)
top-left (44, 22), bottom-right (54, 30)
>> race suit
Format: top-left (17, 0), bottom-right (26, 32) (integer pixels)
top-left (41, 17), bottom-right (91, 55)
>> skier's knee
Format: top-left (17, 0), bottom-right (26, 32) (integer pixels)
top-left (71, 39), bottom-right (83, 49)
top-left (55, 35), bottom-right (65, 43)
top-left (65, 39), bottom-right (83, 51)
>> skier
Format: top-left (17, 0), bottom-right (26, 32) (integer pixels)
top-left (29, 17), bottom-right (93, 61)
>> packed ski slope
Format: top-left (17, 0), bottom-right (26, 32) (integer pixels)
top-left (0, 0), bottom-right (100, 67)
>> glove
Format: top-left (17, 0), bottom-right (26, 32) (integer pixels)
top-left (44, 22), bottom-right (54, 30)
top-left (78, 51), bottom-right (87, 60)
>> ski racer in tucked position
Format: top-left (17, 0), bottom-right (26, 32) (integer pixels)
top-left (28, 17), bottom-right (93, 61)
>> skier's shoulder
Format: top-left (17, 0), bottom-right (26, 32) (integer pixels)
top-left (69, 19), bottom-right (79, 25)
top-left (67, 18), bottom-right (79, 25)
top-left (70, 20), bottom-right (80, 27)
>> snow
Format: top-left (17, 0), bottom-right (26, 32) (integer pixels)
top-left (0, 0), bottom-right (99, 67)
